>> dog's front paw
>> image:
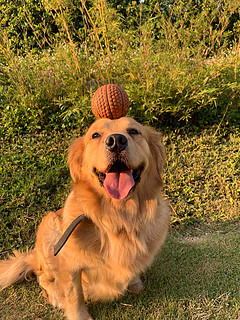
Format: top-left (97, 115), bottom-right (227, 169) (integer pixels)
top-left (80, 316), bottom-right (94, 320)
top-left (80, 310), bottom-right (94, 320)
top-left (66, 306), bottom-right (94, 320)
top-left (128, 277), bottom-right (144, 294)
top-left (67, 315), bottom-right (94, 320)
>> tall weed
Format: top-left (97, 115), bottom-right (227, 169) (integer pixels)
top-left (0, 0), bottom-right (239, 137)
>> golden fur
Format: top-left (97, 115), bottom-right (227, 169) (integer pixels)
top-left (0, 117), bottom-right (169, 320)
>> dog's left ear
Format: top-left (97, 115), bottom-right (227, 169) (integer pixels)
top-left (68, 137), bottom-right (85, 182)
top-left (146, 127), bottom-right (165, 177)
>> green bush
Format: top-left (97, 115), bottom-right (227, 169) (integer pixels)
top-left (0, 46), bottom-right (95, 135)
top-left (0, 0), bottom-right (57, 53)
top-left (0, 0), bottom-right (239, 137)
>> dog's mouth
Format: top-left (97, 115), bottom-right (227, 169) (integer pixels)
top-left (94, 161), bottom-right (144, 200)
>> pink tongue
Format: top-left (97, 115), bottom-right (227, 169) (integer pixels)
top-left (103, 169), bottom-right (135, 199)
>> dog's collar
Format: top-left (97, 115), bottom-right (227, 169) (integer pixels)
top-left (54, 214), bottom-right (86, 256)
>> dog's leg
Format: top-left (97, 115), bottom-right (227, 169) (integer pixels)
top-left (64, 270), bottom-right (93, 320)
top-left (128, 275), bottom-right (144, 294)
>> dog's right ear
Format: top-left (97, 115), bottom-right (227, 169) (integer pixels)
top-left (68, 137), bottom-right (85, 182)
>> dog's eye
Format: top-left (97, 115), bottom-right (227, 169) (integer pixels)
top-left (128, 129), bottom-right (139, 135)
top-left (92, 132), bottom-right (101, 139)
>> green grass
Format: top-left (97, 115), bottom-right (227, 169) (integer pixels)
top-left (0, 124), bottom-right (240, 318)
top-left (0, 222), bottom-right (240, 319)
top-left (0, 132), bottom-right (72, 252)
top-left (1, 125), bottom-right (239, 251)
top-left (165, 126), bottom-right (240, 224)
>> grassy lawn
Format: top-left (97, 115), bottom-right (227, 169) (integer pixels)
top-left (0, 222), bottom-right (240, 320)
top-left (0, 125), bottom-right (240, 319)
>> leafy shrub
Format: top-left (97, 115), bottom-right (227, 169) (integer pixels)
top-left (0, 0), bottom-right (239, 137)
top-left (0, 0), bottom-right (57, 53)
top-left (0, 46), bottom-right (95, 135)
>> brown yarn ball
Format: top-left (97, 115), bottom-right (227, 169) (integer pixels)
top-left (91, 84), bottom-right (130, 119)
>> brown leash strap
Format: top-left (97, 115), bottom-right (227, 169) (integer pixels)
top-left (54, 214), bottom-right (86, 256)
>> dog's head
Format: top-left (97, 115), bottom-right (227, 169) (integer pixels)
top-left (68, 117), bottom-right (165, 200)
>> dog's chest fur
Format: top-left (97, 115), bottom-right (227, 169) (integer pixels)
top-left (76, 219), bottom-right (151, 301)
top-left (62, 190), bottom-right (163, 300)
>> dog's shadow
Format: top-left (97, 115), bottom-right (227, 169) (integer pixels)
top-left (89, 229), bottom-right (240, 319)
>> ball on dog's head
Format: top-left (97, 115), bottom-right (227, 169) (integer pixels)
top-left (91, 84), bottom-right (130, 119)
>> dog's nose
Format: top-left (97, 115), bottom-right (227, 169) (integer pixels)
top-left (105, 134), bottom-right (128, 152)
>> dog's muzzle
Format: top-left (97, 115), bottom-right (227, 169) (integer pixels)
top-left (93, 133), bottom-right (144, 200)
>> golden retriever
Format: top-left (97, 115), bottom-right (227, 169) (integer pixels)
top-left (0, 117), bottom-right (169, 320)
